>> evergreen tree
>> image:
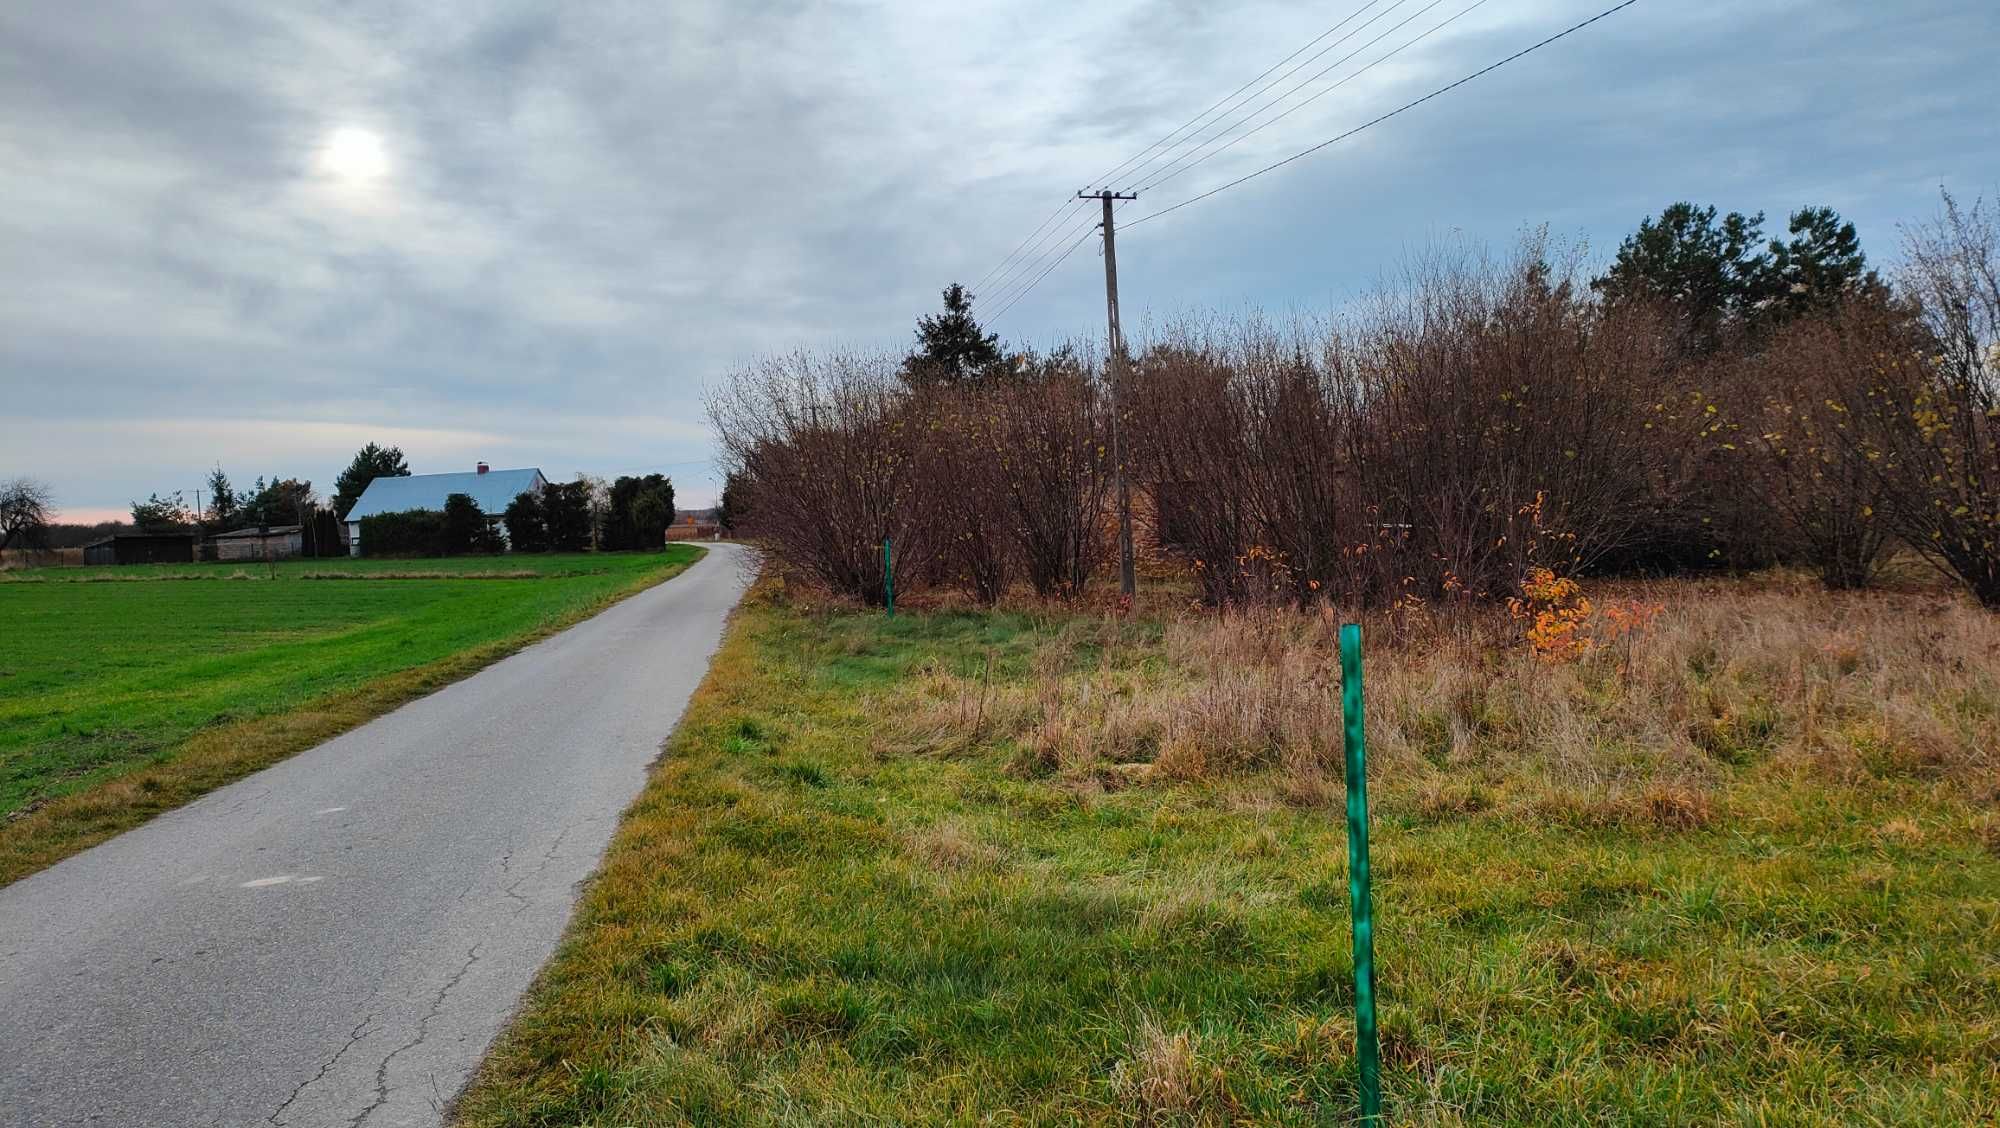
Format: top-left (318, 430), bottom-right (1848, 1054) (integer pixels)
top-left (1593, 203), bottom-right (1769, 356)
top-left (131, 493), bottom-right (194, 532)
top-left (901, 283), bottom-right (1003, 386)
top-left (239, 478), bottom-right (315, 526)
top-left (602, 474), bottom-right (674, 550)
top-left (332, 442), bottom-right (411, 519)
top-left (440, 493), bottom-right (500, 555)
top-left (1752, 206), bottom-right (1878, 322)
top-left (543, 481), bottom-right (594, 552)
top-left (716, 469), bottom-right (749, 534)
top-left (503, 489), bottom-right (549, 552)
top-left (203, 466), bottom-right (238, 533)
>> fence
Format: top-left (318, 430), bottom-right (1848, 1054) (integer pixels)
top-left (0, 548), bottom-right (84, 569)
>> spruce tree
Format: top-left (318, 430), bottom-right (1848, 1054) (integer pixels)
top-left (333, 442), bottom-right (411, 519)
top-left (901, 283), bottom-right (1003, 386)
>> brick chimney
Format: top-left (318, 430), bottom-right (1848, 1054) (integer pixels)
top-left (476, 462), bottom-right (489, 475)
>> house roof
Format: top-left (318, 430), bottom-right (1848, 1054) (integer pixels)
top-left (346, 468), bottom-right (547, 521)
top-left (212, 524), bottom-right (303, 539)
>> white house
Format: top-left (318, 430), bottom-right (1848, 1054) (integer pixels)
top-left (344, 463), bottom-right (548, 556)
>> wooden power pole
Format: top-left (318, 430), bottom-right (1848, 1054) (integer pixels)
top-left (1081, 189), bottom-right (1138, 599)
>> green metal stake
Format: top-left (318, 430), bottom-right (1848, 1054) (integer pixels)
top-left (1340, 623), bottom-right (1381, 1123)
top-left (883, 538), bottom-right (894, 617)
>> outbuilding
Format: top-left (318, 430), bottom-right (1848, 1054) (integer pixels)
top-left (82, 533), bottom-right (196, 566)
top-left (211, 524), bottom-right (304, 561)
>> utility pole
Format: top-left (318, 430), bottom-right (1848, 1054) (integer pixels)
top-left (1080, 189), bottom-right (1138, 599)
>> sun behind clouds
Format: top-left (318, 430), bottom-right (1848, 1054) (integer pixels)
top-left (315, 126), bottom-right (389, 182)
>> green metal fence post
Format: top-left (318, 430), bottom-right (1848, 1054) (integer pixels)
top-left (1339, 622), bottom-right (1381, 1123)
top-left (883, 538), bottom-right (894, 617)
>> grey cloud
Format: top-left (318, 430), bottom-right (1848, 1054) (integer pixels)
top-left (2, 0), bottom-right (1995, 516)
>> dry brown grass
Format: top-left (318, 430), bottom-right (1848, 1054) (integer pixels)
top-left (897, 575), bottom-right (1999, 821)
top-left (1117, 1018), bottom-right (1230, 1126)
top-left (904, 818), bottom-right (1003, 872)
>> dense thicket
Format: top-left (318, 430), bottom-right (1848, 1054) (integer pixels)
top-left (359, 508), bottom-right (447, 556)
top-left (599, 474), bottom-right (675, 551)
top-left (712, 197), bottom-right (2000, 610)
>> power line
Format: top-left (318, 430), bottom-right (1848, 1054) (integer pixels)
top-left (988, 206), bottom-right (1132, 324)
top-left (1127, 0), bottom-right (1644, 231)
top-left (983, 211), bottom-right (1096, 312)
top-left (980, 199), bottom-right (1094, 308)
top-left (987, 227), bottom-right (1093, 323)
top-left (986, 0), bottom-right (1459, 315)
top-left (1134, 0), bottom-right (1488, 195)
top-left (973, 197), bottom-right (1076, 292)
top-left (1114, 0), bottom-right (1428, 192)
top-left (1082, 0), bottom-right (1395, 193)
top-left (977, 0), bottom-right (1401, 307)
top-left (983, 210), bottom-right (1103, 316)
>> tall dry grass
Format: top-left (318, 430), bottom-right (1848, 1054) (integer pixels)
top-left (896, 576), bottom-right (1999, 825)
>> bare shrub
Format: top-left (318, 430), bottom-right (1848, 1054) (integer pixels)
top-left (708, 352), bottom-right (934, 604)
top-left (911, 385), bottom-right (1012, 603)
top-left (1833, 191), bottom-right (2000, 607)
top-left (1721, 301), bottom-right (1903, 588)
top-left (994, 353), bottom-right (1115, 599)
top-left (1354, 237), bottom-right (1683, 598)
top-left (1128, 341), bottom-right (1262, 604)
top-left (1131, 235), bottom-right (1685, 606)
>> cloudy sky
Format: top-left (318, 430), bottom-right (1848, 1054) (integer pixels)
top-left (3, 0), bottom-right (1993, 520)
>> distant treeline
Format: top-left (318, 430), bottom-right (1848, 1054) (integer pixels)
top-left (41, 521), bottom-right (134, 548)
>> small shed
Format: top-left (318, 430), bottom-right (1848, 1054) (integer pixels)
top-left (82, 533), bottom-right (196, 566)
top-left (211, 525), bottom-right (304, 562)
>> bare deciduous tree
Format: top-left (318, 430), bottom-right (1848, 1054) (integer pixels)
top-left (0, 478), bottom-right (55, 551)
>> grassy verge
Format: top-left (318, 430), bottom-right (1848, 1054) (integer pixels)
top-left (455, 576), bottom-right (1999, 1125)
top-left (0, 546), bottom-right (702, 885)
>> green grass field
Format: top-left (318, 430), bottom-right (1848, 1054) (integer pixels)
top-left (456, 580), bottom-right (1999, 1126)
top-left (0, 547), bottom-right (701, 882)
top-left (6, 550), bottom-right (668, 580)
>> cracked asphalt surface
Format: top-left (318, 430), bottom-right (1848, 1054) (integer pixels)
top-left (0, 543), bottom-right (752, 1127)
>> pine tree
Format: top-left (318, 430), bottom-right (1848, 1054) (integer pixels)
top-left (901, 283), bottom-right (1003, 386)
top-left (1593, 203), bottom-right (1768, 356)
top-left (204, 466), bottom-right (238, 532)
top-left (1752, 206), bottom-right (1877, 322)
top-left (333, 443), bottom-right (411, 519)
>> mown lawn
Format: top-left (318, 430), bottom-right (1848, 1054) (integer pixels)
top-left (0, 547), bottom-right (701, 883)
top-left (456, 580), bottom-right (1999, 1126)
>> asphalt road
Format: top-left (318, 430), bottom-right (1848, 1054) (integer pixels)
top-left (0, 543), bottom-right (753, 1127)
